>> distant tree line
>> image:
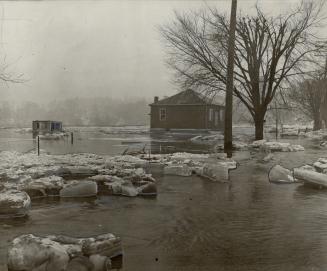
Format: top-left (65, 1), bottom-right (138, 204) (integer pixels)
top-left (0, 97), bottom-right (150, 128)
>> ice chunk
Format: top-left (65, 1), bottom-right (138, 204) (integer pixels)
top-left (89, 254), bottom-right (112, 271)
top-left (60, 181), bottom-right (98, 198)
top-left (250, 141), bottom-right (304, 152)
top-left (163, 165), bottom-right (192, 177)
top-left (216, 141), bottom-right (249, 151)
top-left (19, 176), bottom-right (65, 198)
top-left (7, 233), bottom-right (122, 271)
top-left (280, 127), bottom-right (299, 137)
top-left (0, 190), bottom-right (31, 218)
top-left (201, 163), bottom-right (230, 182)
top-left (263, 142), bottom-right (291, 152)
top-left (294, 168), bottom-right (327, 189)
top-left (66, 256), bottom-right (94, 270)
top-left (250, 139), bottom-right (267, 148)
top-left (190, 133), bottom-right (224, 144)
top-left (121, 182), bottom-right (139, 197)
top-left (313, 158), bottom-right (327, 173)
top-left (269, 165), bottom-right (295, 184)
top-left (218, 160), bottom-right (237, 170)
top-left (288, 145), bottom-right (305, 152)
top-left (262, 153), bottom-right (274, 163)
top-left (302, 129), bottom-right (327, 140)
top-left (298, 165), bottom-right (316, 172)
top-left (169, 152), bottom-right (210, 160)
top-left (137, 182), bottom-right (157, 196)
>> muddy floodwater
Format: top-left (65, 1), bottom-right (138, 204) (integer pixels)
top-left (1, 127), bottom-right (327, 270)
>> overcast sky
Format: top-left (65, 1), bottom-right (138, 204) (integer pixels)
top-left (0, 0), bottom-right (321, 104)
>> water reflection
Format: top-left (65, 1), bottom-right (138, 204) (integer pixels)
top-left (0, 216), bottom-right (30, 228)
top-left (294, 184), bottom-right (327, 199)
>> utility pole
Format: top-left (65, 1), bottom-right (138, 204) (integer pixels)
top-left (224, 0), bottom-right (237, 158)
top-left (322, 55), bottom-right (327, 128)
top-left (275, 101), bottom-right (278, 140)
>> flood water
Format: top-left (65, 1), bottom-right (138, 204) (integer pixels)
top-left (1, 126), bottom-right (327, 270)
top-left (0, 126), bottom-right (213, 155)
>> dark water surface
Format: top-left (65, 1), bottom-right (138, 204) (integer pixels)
top-left (1, 127), bottom-right (327, 270)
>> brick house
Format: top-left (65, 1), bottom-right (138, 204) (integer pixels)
top-left (149, 89), bottom-right (225, 131)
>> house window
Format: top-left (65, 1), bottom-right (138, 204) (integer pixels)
top-left (159, 108), bottom-right (166, 121)
top-left (220, 109), bottom-right (224, 122)
top-left (209, 108), bottom-right (214, 121)
top-left (215, 111), bottom-right (219, 126)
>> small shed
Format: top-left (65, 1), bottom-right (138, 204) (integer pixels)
top-left (149, 89), bottom-right (225, 131)
top-left (32, 120), bottom-right (63, 137)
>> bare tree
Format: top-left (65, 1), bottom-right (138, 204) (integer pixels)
top-left (0, 56), bottom-right (25, 85)
top-left (288, 77), bottom-right (327, 130)
top-left (159, 1), bottom-right (326, 140)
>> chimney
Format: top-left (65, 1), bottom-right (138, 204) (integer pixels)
top-left (154, 96), bottom-right (159, 103)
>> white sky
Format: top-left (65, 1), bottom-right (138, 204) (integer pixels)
top-left (0, 0), bottom-right (321, 104)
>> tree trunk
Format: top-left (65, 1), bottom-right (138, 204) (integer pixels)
top-left (255, 120), bottom-right (264, 140)
top-left (254, 112), bottom-right (265, 140)
top-left (313, 114), bottom-right (322, 131)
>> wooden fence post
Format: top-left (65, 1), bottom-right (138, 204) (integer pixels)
top-left (37, 136), bottom-right (40, 156)
top-left (71, 132), bottom-right (74, 145)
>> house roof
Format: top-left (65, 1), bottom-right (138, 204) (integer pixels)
top-left (33, 120), bottom-right (62, 123)
top-left (150, 89), bottom-right (225, 106)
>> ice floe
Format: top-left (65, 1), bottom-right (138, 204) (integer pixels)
top-left (293, 169), bottom-right (327, 189)
top-left (0, 150), bottom-right (238, 207)
top-left (145, 152), bottom-right (237, 182)
top-left (164, 164), bottom-right (193, 177)
top-left (0, 189), bottom-right (31, 218)
top-left (266, 125), bottom-right (312, 136)
top-left (7, 233), bottom-right (122, 271)
top-left (301, 129), bottom-right (327, 140)
top-left (250, 140), bottom-right (304, 152)
top-left (269, 157), bottom-right (327, 189)
top-left (60, 181), bottom-right (98, 198)
top-left (268, 165), bottom-right (296, 184)
top-left (190, 134), bottom-right (224, 144)
top-left (14, 128), bottom-right (33, 134)
top-left (0, 151), bottom-right (156, 200)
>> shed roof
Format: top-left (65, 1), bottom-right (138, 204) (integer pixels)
top-left (33, 120), bottom-right (62, 123)
top-left (150, 89), bottom-right (224, 106)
